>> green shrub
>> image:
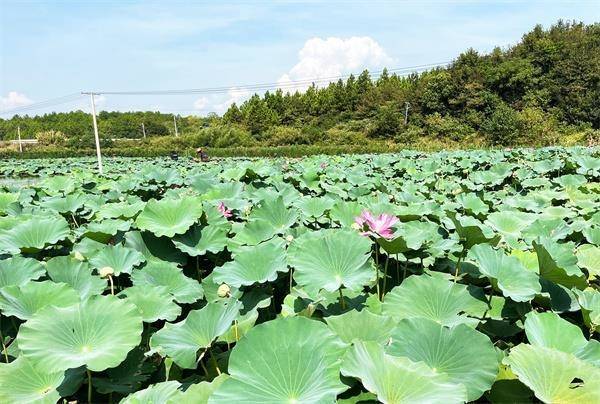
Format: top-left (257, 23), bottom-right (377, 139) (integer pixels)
top-left (423, 113), bottom-right (474, 141)
top-left (35, 130), bottom-right (68, 146)
top-left (481, 103), bottom-right (521, 145)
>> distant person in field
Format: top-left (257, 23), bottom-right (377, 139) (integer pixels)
top-left (196, 147), bottom-right (209, 162)
top-left (170, 151), bottom-right (179, 160)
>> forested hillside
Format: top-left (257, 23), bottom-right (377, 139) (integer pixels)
top-left (1, 21), bottom-right (598, 154)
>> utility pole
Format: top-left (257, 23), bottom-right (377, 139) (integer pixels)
top-left (173, 115), bottom-right (179, 137)
top-left (141, 122), bottom-right (146, 139)
top-left (17, 126), bottom-right (22, 153)
top-left (404, 102), bottom-right (411, 125)
top-left (82, 92), bottom-right (103, 174)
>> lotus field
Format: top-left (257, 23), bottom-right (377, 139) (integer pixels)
top-left (1, 147), bottom-right (600, 403)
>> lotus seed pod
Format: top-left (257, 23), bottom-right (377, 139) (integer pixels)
top-left (217, 283), bottom-right (231, 298)
top-left (285, 234), bottom-right (294, 243)
top-left (351, 222), bottom-right (361, 230)
top-left (99, 266), bottom-right (115, 277)
top-left (73, 251), bottom-right (85, 261)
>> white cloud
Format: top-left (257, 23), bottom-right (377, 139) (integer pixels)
top-left (278, 36), bottom-right (394, 91)
top-left (193, 97), bottom-right (209, 111)
top-left (213, 87), bottom-right (251, 114)
top-left (0, 91), bottom-right (33, 111)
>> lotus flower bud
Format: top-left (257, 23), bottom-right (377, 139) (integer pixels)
top-left (285, 234), bottom-right (294, 243)
top-left (351, 222), bottom-right (361, 230)
top-left (99, 266), bottom-right (114, 278)
top-left (73, 251), bottom-right (85, 261)
top-left (217, 283), bottom-right (231, 298)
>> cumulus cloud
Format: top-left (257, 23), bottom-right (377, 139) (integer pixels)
top-left (0, 91), bottom-right (33, 111)
top-left (278, 36), bottom-right (393, 91)
top-left (213, 87), bottom-right (251, 113)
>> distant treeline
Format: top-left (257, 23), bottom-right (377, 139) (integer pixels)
top-left (1, 21), bottom-right (598, 153)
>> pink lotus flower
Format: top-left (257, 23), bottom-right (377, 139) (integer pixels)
top-left (354, 210), bottom-right (399, 239)
top-left (217, 202), bottom-right (232, 218)
top-left (320, 162), bottom-right (328, 170)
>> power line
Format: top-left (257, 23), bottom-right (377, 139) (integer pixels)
top-left (0, 93), bottom-right (84, 116)
top-left (88, 62), bottom-right (450, 95)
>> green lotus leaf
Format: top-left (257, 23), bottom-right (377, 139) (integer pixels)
top-left (329, 200), bottom-right (363, 227)
top-left (176, 374), bottom-right (229, 404)
top-left (576, 244), bottom-right (600, 278)
top-left (505, 344), bottom-right (600, 403)
top-left (0, 216), bottom-right (70, 254)
top-left (213, 238), bottom-right (287, 287)
top-left (135, 197), bottom-right (203, 237)
top-left (387, 318), bottom-right (499, 401)
top-left (0, 280), bottom-right (80, 320)
top-left (96, 200), bottom-right (145, 220)
top-left (72, 236), bottom-right (106, 258)
top-left (456, 192), bottom-right (489, 216)
top-left (467, 244), bottom-right (541, 302)
top-left (294, 196), bottom-right (335, 220)
top-left (210, 316), bottom-right (348, 403)
top-left (41, 193), bottom-right (87, 214)
top-left (45, 256), bottom-right (106, 300)
top-left (583, 226), bottom-right (600, 245)
top-left (149, 300), bottom-right (241, 369)
top-left (119, 285), bottom-right (181, 322)
top-left (325, 309), bottom-right (396, 344)
top-left (0, 255), bottom-right (45, 288)
top-left (230, 219), bottom-right (277, 246)
top-left (91, 346), bottom-right (156, 395)
top-left (124, 230), bottom-right (186, 264)
top-left (121, 381), bottom-right (182, 404)
top-left (40, 175), bottom-right (76, 195)
top-left (18, 295), bottom-right (143, 373)
top-left (533, 239), bottom-right (587, 289)
top-left (573, 288), bottom-right (600, 328)
top-left (173, 225), bottom-right (228, 257)
top-left (288, 229), bottom-right (374, 293)
top-left (341, 340), bottom-right (468, 404)
top-left (89, 244), bottom-right (145, 275)
top-left (0, 355), bottom-right (65, 404)
top-left (131, 260), bottom-right (203, 304)
top-left (449, 213), bottom-right (500, 249)
top-left (382, 274), bottom-right (483, 327)
top-left (201, 272), bottom-right (242, 303)
top-left (0, 192), bottom-right (19, 214)
top-left (248, 196), bottom-right (298, 234)
top-left (83, 219), bottom-right (132, 243)
top-left (486, 211), bottom-right (534, 246)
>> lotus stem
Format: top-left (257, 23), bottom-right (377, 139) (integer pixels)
top-left (234, 320), bottom-right (239, 341)
top-left (454, 250), bottom-right (465, 283)
top-left (382, 255), bottom-right (390, 301)
top-left (196, 256), bottom-right (201, 281)
top-left (403, 261), bottom-right (408, 282)
top-left (374, 246), bottom-right (380, 299)
top-left (0, 325), bottom-right (8, 363)
top-left (86, 368), bottom-right (93, 404)
top-left (209, 348), bottom-right (221, 375)
top-left (338, 288), bottom-right (346, 310)
top-left (71, 212), bottom-right (79, 227)
top-left (108, 274), bottom-right (114, 295)
top-left (289, 267), bottom-right (293, 294)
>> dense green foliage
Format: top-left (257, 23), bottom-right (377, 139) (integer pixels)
top-left (0, 147), bottom-right (598, 403)
top-left (1, 21), bottom-right (598, 156)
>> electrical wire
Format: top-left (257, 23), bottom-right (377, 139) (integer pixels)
top-left (0, 93), bottom-right (85, 116)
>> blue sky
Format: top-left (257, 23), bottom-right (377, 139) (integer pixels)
top-left (1, 0), bottom-right (599, 116)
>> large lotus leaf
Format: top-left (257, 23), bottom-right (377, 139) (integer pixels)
top-left (18, 295), bottom-right (143, 373)
top-left (0, 280), bottom-right (80, 320)
top-left (89, 244), bottom-right (145, 275)
top-left (0, 216), bottom-right (70, 254)
top-left (40, 175), bottom-right (77, 195)
top-left (468, 244), bottom-right (541, 302)
top-left (0, 192), bottom-right (19, 214)
top-left (382, 274), bottom-right (484, 327)
top-left (149, 300), bottom-right (241, 369)
top-left (82, 219), bottom-right (132, 243)
top-left (486, 211), bottom-right (534, 243)
top-left (294, 196), bottom-right (335, 220)
top-left (213, 238), bottom-right (287, 287)
top-left (0, 356), bottom-right (65, 404)
top-left (96, 200), bottom-right (145, 220)
top-left (210, 316), bottom-right (348, 403)
top-left (121, 381), bottom-right (182, 404)
top-left (131, 260), bottom-right (203, 304)
top-left (456, 192), bottom-right (489, 216)
top-left (119, 285), bottom-right (181, 322)
top-left (229, 219), bottom-right (277, 247)
top-left (329, 200), bottom-right (363, 227)
top-left (0, 255), bottom-right (45, 288)
top-left (533, 239), bottom-right (587, 289)
top-left (248, 196), bottom-right (298, 233)
top-left (523, 310), bottom-right (599, 364)
top-left (573, 288), bottom-right (600, 328)
top-left (135, 197), bottom-right (203, 237)
top-left (124, 230), bottom-right (186, 264)
top-left (583, 227), bottom-right (600, 245)
top-left (325, 309), bottom-right (396, 344)
top-left (449, 214), bottom-right (500, 249)
top-left (288, 229), bottom-right (374, 293)
top-left (341, 340), bottom-right (467, 404)
top-left (505, 344), bottom-right (600, 403)
top-left (173, 225), bottom-right (228, 257)
top-left (176, 374), bottom-right (229, 404)
top-left (387, 318), bottom-right (499, 401)
top-left (45, 256), bottom-right (106, 300)
top-left (576, 244), bottom-right (600, 278)
top-left (72, 236), bottom-right (106, 258)
top-left (41, 193), bottom-right (87, 214)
